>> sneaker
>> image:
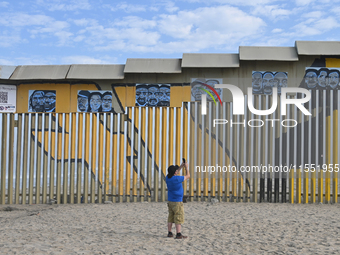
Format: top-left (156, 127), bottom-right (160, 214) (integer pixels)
top-left (175, 233), bottom-right (187, 239)
top-left (167, 232), bottom-right (173, 237)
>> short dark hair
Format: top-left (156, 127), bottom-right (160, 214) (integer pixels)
top-left (167, 165), bottom-right (179, 179)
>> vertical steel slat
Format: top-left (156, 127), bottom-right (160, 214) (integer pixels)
top-left (41, 114), bottom-right (47, 204)
top-left (193, 103), bottom-right (198, 201)
top-left (265, 96), bottom-right (269, 202)
top-left (151, 107), bottom-right (156, 201)
top-left (6, 115), bottom-right (12, 205)
top-left (116, 113), bottom-right (121, 202)
top-left (102, 114), bottom-right (107, 202)
top-left (95, 114), bottom-right (100, 203)
top-left (293, 95), bottom-right (298, 204)
top-left (300, 96), bottom-right (305, 204)
top-left (0, 114), bottom-right (3, 204)
top-left (54, 113), bottom-right (60, 204)
top-left (230, 102), bottom-right (234, 202)
top-left (68, 113), bottom-right (72, 203)
top-left (336, 91), bottom-right (340, 203)
top-left (19, 114), bottom-right (25, 204)
top-left (309, 91), bottom-right (314, 203)
top-left (81, 113), bottom-right (86, 203)
top-left (216, 103), bottom-right (221, 200)
top-left (109, 113), bottom-right (114, 202)
top-left (123, 109), bottom-right (128, 202)
top-left (71, 112), bottom-right (79, 204)
top-left (316, 91), bottom-right (320, 202)
top-left (26, 114), bottom-right (32, 204)
top-left (269, 97), bottom-right (275, 203)
top-left (32, 113), bottom-right (38, 204)
top-left (243, 97), bottom-right (248, 202)
top-left (13, 114), bottom-right (19, 204)
top-left (96, 114), bottom-right (101, 203)
top-left (286, 97), bottom-right (290, 203)
top-left (236, 113), bottom-right (241, 202)
top-left (130, 109), bottom-right (135, 202)
top-left (165, 108), bottom-right (170, 200)
top-left (321, 90), bottom-right (326, 203)
top-left (201, 105), bottom-right (205, 201)
top-left (278, 97), bottom-right (283, 203)
top-left (208, 102), bottom-right (212, 199)
top-left (250, 99), bottom-right (255, 202)
top-left (173, 108), bottom-right (177, 166)
top-left (38, 113), bottom-right (45, 204)
top-left (47, 114), bottom-right (52, 202)
top-left (329, 90), bottom-right (333, 204)
top-left (137, 108), bottom-right (142, 201)
top-left (158, 108), bottom-right (163, 202)
top-left (258, 96), bottom-right (263, 202)
top-left (187, 103), bottom-right (192, 201)
top-left (61, 113), bottom-right (66, 204)
top-left (28, 114), bottom-right (34, 204)
top-left (102, 113), bottom-right (107, 202)
top-left (179, 105), bottom-right (184, 195)
top-left (144, 108), bottom-right (149, 201)
top-left (89, 113), bottom-right (94, 203)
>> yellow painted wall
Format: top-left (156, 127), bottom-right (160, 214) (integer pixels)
top-left (17, 83), bottom-right (70, 113)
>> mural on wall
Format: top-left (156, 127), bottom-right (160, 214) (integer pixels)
top-left (303, 67), bottom-right (340, 89)
top-left (28, 90), bottom-right (56, 112)
top-left (0, 84), bottom-right (16, 113)
top-left (77, 90), bottom-right (116, 112)
top-left (252, 71), bottom-right (288, 95)
top-left (135, 84), bottom-right (170, 107)
top-left (190, 78), bottom-right (223, 102)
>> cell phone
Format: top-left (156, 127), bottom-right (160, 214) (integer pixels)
top-left (182, 158), bottom-right (186, 163)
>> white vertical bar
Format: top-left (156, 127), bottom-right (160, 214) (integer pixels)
top-left (102, 113), bottom-right (107, 198)
top-left (88, 113), bottom-right (93, 202)
top-left (47, 114), bottom-right (52, 197)
top-left (265, 96), bottom-right (269, 192)
top-left (67, 113), bottom-right (72, 197)
top-left (95, 114), bottom-right (100, 192)
top-left (61, 114), bottom-right (65, 192)
top-left (258, 96), bottom-right (262, 200)
top-left (27, 114), bottom-right (32, 199)
top-left (33, 113), bottom-right (38, 193)
top-left (286, 96), bottom-right (290, 201)
top-left (123, 108), bottom-right (128, 199)
top-left (243, 97), bottom-right (247, 200)
top-left (230, 102), bottom-right (233, 201)
top-left (54, 113), bottom-right (58, 198)
top-left (116, 113), bottom-right (121, 193)
top-left (173, 108), bottom-right (177, 165)
top-left (0, 114), bottom-right (2, 194)
top-left (250, 97), bottom-right (254, 201)
top-left (180, 104), bottom-right (183, 167)
top-left (81, 113), bottom-right (85, 195)
top-left (130, 109), bottom-right (135, 196)
top-left (215, 102), bottom-right (219, 198)
top-left (109, 113), bottom-right (113, 196)
top-left (144, 107), bottom-right (148, 195)
top-left (151, 107), bottom-right (156, 197)
top-left (13, 114), bottom-right (18, 203)
top-left (39, 113), bottom-right (45, 202)
top-left (316, 91), bottom-right (319, 200)
top-left (208, 102), bottom-right (212, 190)
top-left (330, 90), bottom-right (333, 193)
top-left (137, 109), bottom-right (142, 188)
top-left (19, 114), bottom-right (25, 201)
top-left (166, 108), bottom-right (169, 172)
top-left (158, 108), bottom-right (162, 189)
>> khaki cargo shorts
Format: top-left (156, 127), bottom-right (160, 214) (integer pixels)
top-left (167, 202), bottom-right (184, 224)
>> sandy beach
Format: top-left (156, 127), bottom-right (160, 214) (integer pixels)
top-left (1, 202), bottom-right (340, 254)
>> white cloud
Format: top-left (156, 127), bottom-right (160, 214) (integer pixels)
top-left (61, 55), bottom-right (117, 64)
top-left (295, 0), bottom-right (314, 6)
top-left (251, 5), bottom-right (292, 19)
top-left (90, 5), bottom-right (265, 54)
top-left (0, 13), bottom-right (73, 46)
top-left (272, 28), bottom-right (283, 33)
top-left (292, 17), bottom-right (339, 36)
top-left (0, 1), bottom-right (9, 7)
top-left (301, 11), bottom-right (324, 19)
top-left (37, 0), bottom-right (91, 11)
top-left (105, 3), bottom-right (146, 13)
top-left (181, 0), bottom-right (277, 6)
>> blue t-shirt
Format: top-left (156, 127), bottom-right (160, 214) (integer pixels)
top-left (166, 175), bottom-right (184, 202)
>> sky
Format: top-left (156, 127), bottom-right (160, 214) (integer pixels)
top-left (0, 0), bottom-right (340, 65)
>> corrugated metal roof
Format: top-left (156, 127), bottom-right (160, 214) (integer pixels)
top-left (124, 58), bottom-right (182, 73)
top-left (181, 53), bottom-right (239, 68)
top-left (0, 65), bottom-right (17, 79)
top-left (239, 46), bottom-right (299, 61)
top-left (295, 41), bottom-right (340, 55)
top-left (10, 65), bottom-right (70, 80)
top-left (67, 64), bottom-right (125, 79)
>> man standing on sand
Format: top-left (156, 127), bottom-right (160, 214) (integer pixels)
top-left (166, 162), bottom-right (190, 239)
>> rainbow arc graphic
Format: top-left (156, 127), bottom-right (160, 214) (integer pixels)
top-left (199, 83), bottom-right (222, 115)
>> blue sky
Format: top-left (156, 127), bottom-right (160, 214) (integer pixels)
top-left (1, 0), bottom-right (339, 65)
